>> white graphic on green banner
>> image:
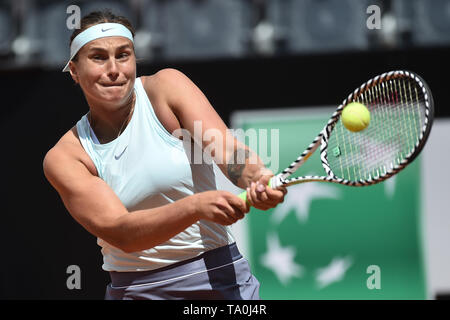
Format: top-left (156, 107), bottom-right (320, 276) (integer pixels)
top-left (260, 232), bottom-right (304, 285)
top-left (232, 108), bottom-right (426, 299)
top-left (272, 182), bottom-right (341, 224)
top-left (315, 256), bottom-right (353, 289)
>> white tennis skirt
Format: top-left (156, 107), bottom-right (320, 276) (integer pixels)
top-left (105, 242), bottom-right (260, 300)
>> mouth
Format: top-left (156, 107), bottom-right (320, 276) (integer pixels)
top-left (100, 82), bottom-right (126, 87)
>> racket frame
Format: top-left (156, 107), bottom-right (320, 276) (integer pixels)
top-left (270, 70), bottom-right (434, 189)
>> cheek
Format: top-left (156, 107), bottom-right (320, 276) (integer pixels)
top-left (78, 67), bottom-right (102, 86)
top-left (77, 72), bottom-right (105, 100)
top-left (123, 55), bottom-right (137, 76)
top-left (124, 63), bottom-right (137, 79)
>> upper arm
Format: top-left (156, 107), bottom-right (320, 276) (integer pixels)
top-left (43, 144), bottom-right (128, 247)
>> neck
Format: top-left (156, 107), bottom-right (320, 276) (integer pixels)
top-left (88, 92), bottom-right (136, 144)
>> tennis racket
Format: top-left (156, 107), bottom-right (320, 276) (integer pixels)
top-left (238, 70), bottom-right (434, 203)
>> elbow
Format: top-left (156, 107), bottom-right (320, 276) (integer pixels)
top-left (106, 230), bottom-right (160, 254)
top-left (108, 237), bottom-right (133, 254)
top-left (106, 229), bottom-right (140, 254)
top-left (98, 219), bottom-right (140, 254)
top-left (119, 240), bottom-right (140, 254)
top-left (103, 234), bottom-right (139, 254)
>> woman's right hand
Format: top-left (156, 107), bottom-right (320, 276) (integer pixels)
top-left (193, 190), bottom-right (249, 226)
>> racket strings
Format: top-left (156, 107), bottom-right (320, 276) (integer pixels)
top-left (327, 77), bottom-right (426, 182)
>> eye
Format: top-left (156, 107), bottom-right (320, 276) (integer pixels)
top-left (117, 52), bottom-right (129, 59)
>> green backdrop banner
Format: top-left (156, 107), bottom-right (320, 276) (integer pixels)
top-left (234, 108), bottom-right (426, 299)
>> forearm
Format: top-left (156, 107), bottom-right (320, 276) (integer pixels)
top-left (219, 142), bottom-right (267, 189)
top-left (108, 195), bottom-right (199, 253)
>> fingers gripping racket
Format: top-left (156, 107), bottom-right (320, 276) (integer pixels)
top-left (239, 70), bottom-right (434, 203)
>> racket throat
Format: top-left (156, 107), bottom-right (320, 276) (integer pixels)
top-left (270, 175), bottom-right (284, 189)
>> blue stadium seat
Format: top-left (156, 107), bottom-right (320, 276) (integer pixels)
top-left (20, 0), bottom-right (134, 68)
top-left (394, 0), bottom-right (450, 47)
top-left (141, 0), bottom-right (251, 61)
top-left (20, 0), bottom-right (78, 67)
top-left (0, 1), bottom-right (13, 56)
top-left (267, 0), bottom-right (369, 54)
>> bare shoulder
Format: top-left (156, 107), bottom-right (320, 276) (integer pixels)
top-left (141, 68), bottom-right (187, 85)
top-left (43, 127), bottom-right (79, 167)
top-left (43, 127), bottom-right (98, 183)
top-left (140, 68), bottom-right (192, 97)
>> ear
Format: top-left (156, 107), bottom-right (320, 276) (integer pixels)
top-left (68, 61), bottom-right (79, 84)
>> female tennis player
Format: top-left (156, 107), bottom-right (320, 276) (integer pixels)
top-left (43, 10), bottom-right (286, 300)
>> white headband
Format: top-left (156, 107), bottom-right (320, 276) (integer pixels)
top-left (62, 22), bottom-right (134, 72)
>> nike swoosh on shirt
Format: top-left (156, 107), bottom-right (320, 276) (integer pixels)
top-left (114, 146), bottom-right (128, 160)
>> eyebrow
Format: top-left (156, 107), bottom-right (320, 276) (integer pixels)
top-left (88, 44), bottom-right (133, 52)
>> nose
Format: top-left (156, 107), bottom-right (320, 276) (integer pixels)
top-left (106, 57), bottom-right (119, 81)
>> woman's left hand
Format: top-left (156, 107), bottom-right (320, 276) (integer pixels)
top-left (245, 169), bottom-right (287, 211)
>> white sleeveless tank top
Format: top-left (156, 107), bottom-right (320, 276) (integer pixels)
top-left (76, 77), bottom-right (234, 272)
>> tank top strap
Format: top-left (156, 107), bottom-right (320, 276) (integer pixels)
top-left (134, 77), bottom-right (184, 150)
top-left (75, 115), bottom-right (105, 177)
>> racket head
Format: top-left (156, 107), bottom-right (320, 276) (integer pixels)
top-left (321, 70), bottom-right (434, 186)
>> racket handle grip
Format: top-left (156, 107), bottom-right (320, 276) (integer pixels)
top-left (237, 178), bottom-right (274, 205)
top-left (237, 190), bottom-right (249, 203)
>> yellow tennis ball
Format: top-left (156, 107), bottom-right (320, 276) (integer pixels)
top-left (341, 102), bottom-right (370, 132)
